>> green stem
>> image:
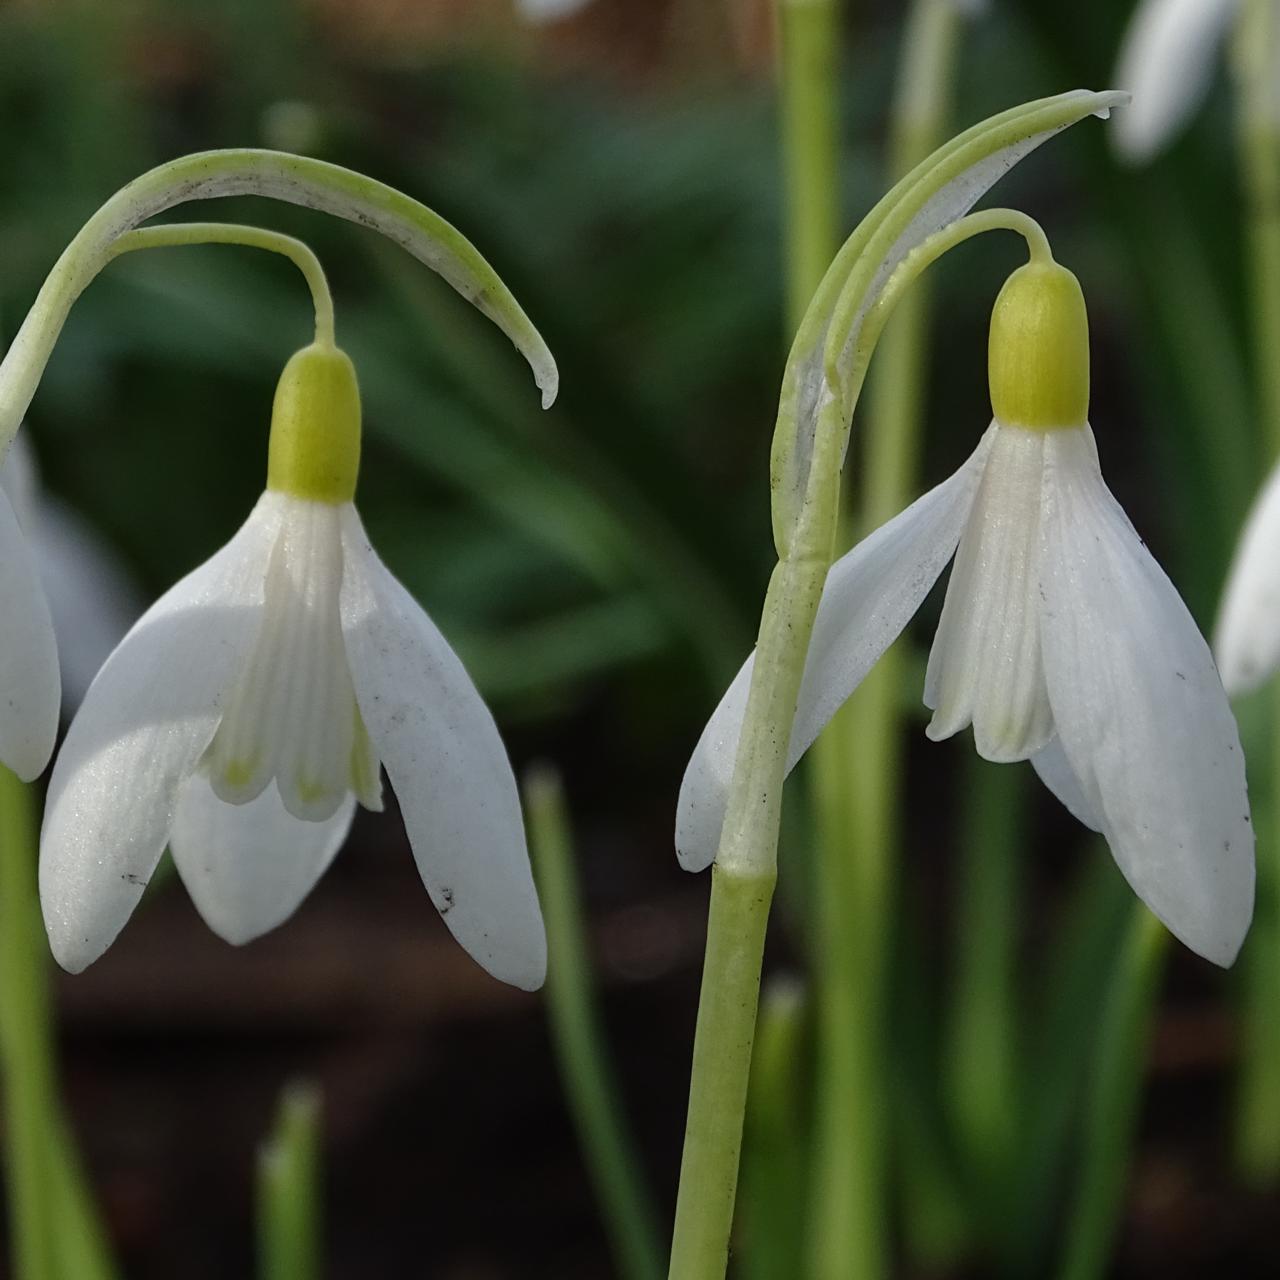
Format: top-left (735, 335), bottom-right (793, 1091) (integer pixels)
top-left (779, 0), bottom-right (842, 332)
top-left (669, 868), bottom-right (777, 1279)
top-left (257, 1082), bottom-right (322, 1280)
top-left (1233, 0), bottom-right (1280, 1187)
top-left (525, 765), bottom-right (664, 1280)
top-left (946, 756), bottom-right (1022, 1199)
top-left (1055, 906), bottom-right (1168, 1280)
top-left (807, 6), bottom-right (963, 1272)
top-left (0, 766), bottom-right (55, 1280)
top-left (110, 222), bottom-right (336, 347)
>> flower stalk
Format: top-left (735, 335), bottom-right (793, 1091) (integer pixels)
top-left (670, 89), bottom-right (1121, 1280)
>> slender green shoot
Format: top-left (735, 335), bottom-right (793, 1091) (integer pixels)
top-left (525, 765), bottom-right (664, 1280)
top-left (257, 1081), bottom-right (323, 1280)
top-left (1055, 906), bottom-right (1168, 1280)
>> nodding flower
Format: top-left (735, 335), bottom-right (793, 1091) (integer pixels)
top-left (679, 253), bottom-right (1255, 967)
top-left (39, 341), bottom-right (546, 990)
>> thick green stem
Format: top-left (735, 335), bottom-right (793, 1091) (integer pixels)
top-left (525, 766), bottom-right (664, 1280)
top-left (1055, 906), bottom-right (1167, 1280)
top-left (669, 869), bottom-right (777, 1279)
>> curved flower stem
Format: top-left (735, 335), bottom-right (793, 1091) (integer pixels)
top-left (110, 222), bottom-right (336, 348)
top-left (0, 148), bottom-right (557, 450)
top-left (1233, 0), bottom-right (1280, 1185)
top-left (667, 209), bottom-right (1051, 1280)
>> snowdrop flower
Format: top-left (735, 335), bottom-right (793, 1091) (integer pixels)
top-left (1, 433), bottom-right (140, 710)
top-left (1214, 463), bottom-right (1280, 693)
top-left (1111, 0), bottom-right (1263, 162)
top-left (679, 256), bottom-right (1254, 965)
top-left (40, 341), bottom-right (546, 989)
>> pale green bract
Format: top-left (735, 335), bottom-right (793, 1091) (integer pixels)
top-left (770, 88), bottom-right (1127, 559)
top-left (0, 149), bottom-right (559, 449)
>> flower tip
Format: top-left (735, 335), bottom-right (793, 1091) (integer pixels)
top-left (538, 372), bottom-right (559, 411)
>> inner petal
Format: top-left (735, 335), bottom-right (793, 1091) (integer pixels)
top-left (201, 497), bottom-right (384, 821)
top-left (924, 422), bottom-right (1054, 762)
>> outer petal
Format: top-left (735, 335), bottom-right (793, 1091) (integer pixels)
top-left (39, 496), bottom-right (282, 972)
top-left (338, 507), bottom-right (546, 991)
top-left (1039, 427), bottom-right (1253, 966)
top-left (675, 426), bottom-right (996, 872)
top-left (171, 778), bottom-right (355, 945)
top-left (1214, 459), bottom-right (1280, 695)
top-left (0, 481), bottom-right (60, 779)
top-left (1112, 0), bottom-right (1240, 161)
top-left (1030, 736), bottom-right (1102, 833)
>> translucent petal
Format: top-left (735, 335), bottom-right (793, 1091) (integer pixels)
top-left (203, 495), bottom-right (382, 822)
top-left (339, 507), bottom-right (546, 991)
top-left (171, 778), bottom-right (355, 945)
top-left (1214, 458), bottom-right (1280, 695)
top-left (1039, 426), bottom-right (1253, 966)
top-left (0, 481), bottom-right (60, 779)
top-left (924, 423), bottom-right (1054, 762)
top-left (1112, 0), bottom-right (1239, 161)
top-left (675, 427), bottom-right (995, 872)
top-left (1030, 736), bottom-right (1102, 832)
top-left (2, 434), bottom-right (141, 711)
top-left (39, 496), bottom-right (281, 972)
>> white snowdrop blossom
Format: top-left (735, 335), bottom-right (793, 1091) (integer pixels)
top-left (515, 0), bottom-right (594, 23)
top-left (40, 342), bottom-right (546, 989)
top-left (679, 258), bottom-right (1254, 966)
top-left (1215, 461), bottom-right (1280, 694)
top-left (1111, 0), bottom-right (1272, 162)
top-left (1, 433), bottom-right (140, 710)
top-left (0, 434), bottom-right (60, 781)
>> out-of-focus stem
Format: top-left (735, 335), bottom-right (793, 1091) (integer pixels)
top-left (1055, 907), bottom-right (1167, 1280)
top-left (807, 3), bottom-right (962, 1275)
top-left (525, 765), bottom-right (664, 1280)
top-left (0, 766), bottom-right (55, 1280)
top-left (780, 0), bottom-right (841, 333)
top-left (1233, 0), bottom-right (1280, 1185)
top-left (257, 1082), bottom-right (322, 1280)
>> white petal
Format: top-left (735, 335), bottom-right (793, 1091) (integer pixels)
top-left (171, 778), bottom-right (355, 945)
top-left (1030, 736), bottom-right (1102, 832)
top-left (0, 482), bottom-right (60, 779)
top-left (39, 496), bottom-right (282, 973)
top-left (338, 507), bottom-right (546, 991)
top-left (1039, 426), bottom-right (1253, 966)
top-left (1214, 459), bottom-right (1280, 695)
top-left (675, 427), bottom-right (996, 873)
top-left (925, 423), bottom-right (1054, 762)
top-left (1112, 0), bottom-right (1240, 161)
top-left (31, 497), bottom-right (143, 711)
top-left (1, 434), bottom-right (141, 712)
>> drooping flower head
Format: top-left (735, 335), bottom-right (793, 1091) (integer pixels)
top-left (680, 247), bottom-right (1255, 965)
top-left (39, 337), bottom-right (547, 989)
